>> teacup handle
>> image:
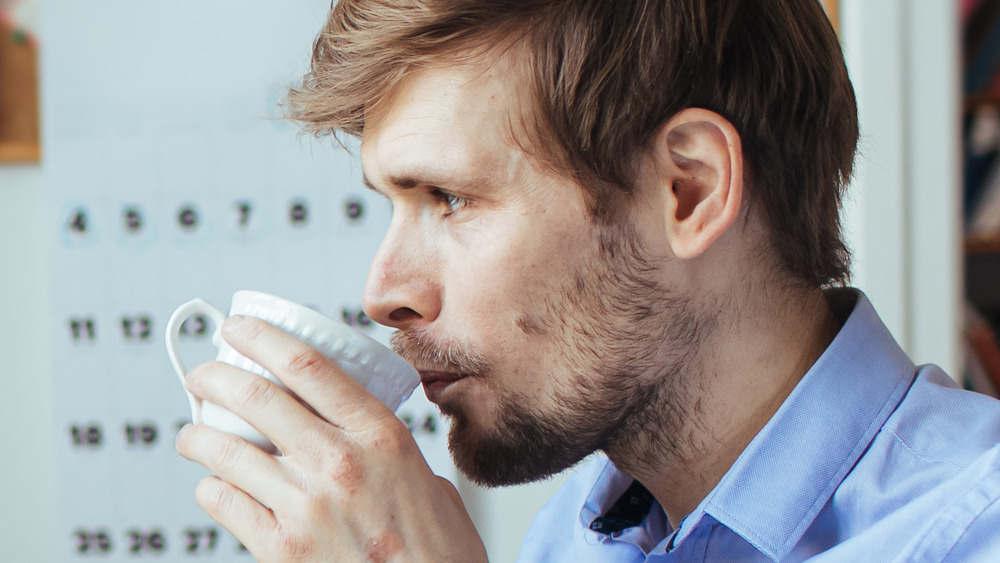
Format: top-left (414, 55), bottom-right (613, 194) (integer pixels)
top-left (165, 298), bottom-right (227, 425)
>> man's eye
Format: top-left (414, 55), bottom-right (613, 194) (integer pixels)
top-left (434, 189), bottom-right (468, 215)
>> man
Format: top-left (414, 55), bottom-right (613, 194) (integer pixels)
top-left (175, 0), bottom-right (1000, 561)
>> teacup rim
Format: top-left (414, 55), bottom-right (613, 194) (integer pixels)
top-left (231, 289), bottom-right (384, 348)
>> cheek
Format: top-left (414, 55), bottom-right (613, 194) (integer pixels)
top-left (437, 199), bottom-right (598, 345)
top-left (467, 256), bottom-right (558, 336)
top-left (439, 227), bottom-right (543, 310)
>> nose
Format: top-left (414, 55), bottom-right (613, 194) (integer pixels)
top-left (362, 221), bottom-right (442, 331)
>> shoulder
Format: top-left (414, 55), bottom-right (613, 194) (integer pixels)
top-left (898, 450), bottom-right (1000, 562)
top-left (821, 365), bottom-right (1000, 560)
top-left (881, 365), bottom-right (1000, 469)
top-left (888, 367), bottom-right (1000, 560)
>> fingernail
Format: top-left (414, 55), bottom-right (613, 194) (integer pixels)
top-left (175, 423), bottom-right (191, 447)
top-left (223, 315), bottom-right (246, 333)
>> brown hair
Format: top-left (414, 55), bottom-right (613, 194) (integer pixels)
top-left (286, 0), bottom-right (858, 287)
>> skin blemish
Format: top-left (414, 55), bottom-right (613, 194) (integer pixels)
top-left (325, 450), bottom-right (365, 494)
top-left (365, 533), bottom-right (403, 563)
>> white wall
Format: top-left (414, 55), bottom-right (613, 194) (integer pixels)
top-left (840, 0), bottom-right (962, 376)
top-left (0, 165), bottom-right (56, 562)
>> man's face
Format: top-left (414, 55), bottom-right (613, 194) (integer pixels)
top-left (360, 59), bottom-right (700, 486)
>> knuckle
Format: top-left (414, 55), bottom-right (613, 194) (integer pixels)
top-left (365, 418), bottom-right (417, 459)
top-left (214, 435), bottom-right (248, 471)
top-left (296, 489), bottom-right (334, 526)
top-left (271, 527), bottom-right (314, 561)
top-left (323, 447), bottom-right (364, 490)
top-left (375, 422), bottom-right (413, 456)
top-left (438, 475), bottom-right (460, 496)
top-left (365, 532), bottom-right (403, 563)
top-left (285, 347), bottom-right (328, 380)
top-left (184, 361), bottom-right (214, 386)
top-left (235, 375), bottom-right (278, 412)
top-left (438, 476), bottom-right (463, 506)
top-left (184, 361), bottom-right (229, 395)
top-left (195, 477), bottom-right (236, 515)
top-left (230, 316), bottom-right (266, 342)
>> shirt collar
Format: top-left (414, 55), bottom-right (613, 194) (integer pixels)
top-left (681, 289), bottom-right (917, 559)
top-left (574, 290), bottom-right (919, 559)
top-left (577, 460), bottom-right (670, 554)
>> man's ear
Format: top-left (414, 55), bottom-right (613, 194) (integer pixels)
top-left (650, 108), bottom-right (743, 259)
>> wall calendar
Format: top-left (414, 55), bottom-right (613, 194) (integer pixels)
top-left (43, 2), bottom-right (453, 560)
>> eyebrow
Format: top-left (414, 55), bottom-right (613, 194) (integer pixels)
top-left (362, 171), bottom-right (500, 198)
top-left (361, 174), bottom-right (423, 193)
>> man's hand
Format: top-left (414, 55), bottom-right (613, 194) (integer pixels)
top-left (174, 315), bottom-right (487, 562)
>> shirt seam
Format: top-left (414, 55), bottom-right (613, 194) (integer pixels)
top-left (889, 430), bottom-right (964, 472)
top-left (923, 476), bottom-right (1000, 561)
top-left (941, 497), bottom-right (1000, 561)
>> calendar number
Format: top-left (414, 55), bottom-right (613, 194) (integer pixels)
top-left (399, 413), bottom-right (439, 437)
top-left (421, 414), bottom-right (438, 435)
top-left (124, 422), bottom-right (158, 447)
top-left (123, 207), bottom-right (144, 234)
top-left (69, 317), bottom-right (97, 342)
top-left (70, 424), bottom-right (104, 448)
top-left (183, 527), bottom-right (220, 554)
top-left (235, 200), bottom-right (254, 228)
top-left (68, 209), bottom-right (89, 235)
top-left (341, 307), bottom-right (373, 330)
top-left (179, 314), bottom-right (211, 339)
top-left (120, 315), bottom-right (153, 342)
top-left (69, 526), bottom-right (254, 557)
top-left (126, 529), bottom-right (167, 555)
top-left (75, 529), bottom-right (113, 554)
top-left (178, 205), bottom-right (200, 231)
top-left (344, 197), bottom-right (365, 222)
top-left (289, 200), bottom-right (309, 226)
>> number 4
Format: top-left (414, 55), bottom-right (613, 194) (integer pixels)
top-left (68, 209), bottom-right (88, 234)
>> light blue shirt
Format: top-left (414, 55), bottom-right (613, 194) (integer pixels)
top-left (518, 290), bottom-right (1000, 562)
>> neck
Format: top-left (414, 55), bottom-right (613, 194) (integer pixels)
top-left (605, 285), bottom-right (840, 528)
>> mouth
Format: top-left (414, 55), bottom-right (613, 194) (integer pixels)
top-left (418, 370), bottom-right (467, 404)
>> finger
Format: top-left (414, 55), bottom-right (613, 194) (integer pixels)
top-left (193, 475), bottom-right (279, 557)
top-left (220, 315), bottom-right (394, 429)
top-left (175, 422), bottom-right (297, 510)
top-left (185, 360), bottom-right (340, 455)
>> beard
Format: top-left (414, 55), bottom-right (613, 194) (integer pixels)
top-left (390, 224), bottom-right (709, 487)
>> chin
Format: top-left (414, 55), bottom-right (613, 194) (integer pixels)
top-left (443, 395), bottom-right (594, 488)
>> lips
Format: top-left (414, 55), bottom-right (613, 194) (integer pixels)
top-left (419, 370), bottom-right (466, 403)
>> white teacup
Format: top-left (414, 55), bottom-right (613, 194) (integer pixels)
top-left (165, 290), bottom-right (419, 451)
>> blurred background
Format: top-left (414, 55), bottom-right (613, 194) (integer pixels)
top-left (0, 0), bottom-right (989, 561)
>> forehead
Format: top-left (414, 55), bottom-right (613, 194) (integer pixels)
top-left (360, 59), bottom-right (526, 186)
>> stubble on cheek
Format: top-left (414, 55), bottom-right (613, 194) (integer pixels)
top-left (515, 315), bottom-right (548, 336)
